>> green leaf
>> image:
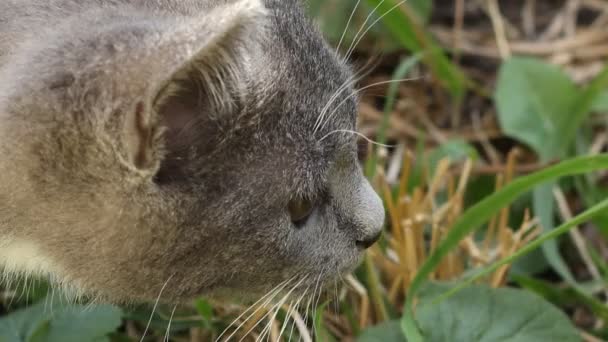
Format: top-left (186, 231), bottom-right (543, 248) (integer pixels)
top-left (401, 154), bottom-right (608, 342)
top-left (31, 306), bottom-right (123, 342)
top-left (495, 59), bottom-right (608, 287)
top-left (358, 320), bottom-right (405, 342)
top-left (416, 284), bottom-right (581, 342)
top-left (361, 283), bottom-right (581, 342)
top-left (0, 298), bottom-right (123, 342)
top-left (495, 57), bottom-right (579, 158)
top-left (514, 275), bottom-right (608, 322)
top-left (496, 59), bottom-right (608, 159)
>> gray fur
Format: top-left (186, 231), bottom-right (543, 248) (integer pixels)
top-left (0, 0), bottom-right (385, 303)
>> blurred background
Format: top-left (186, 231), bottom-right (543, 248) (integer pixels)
top-left (2, 0), bottom-right (608, 341)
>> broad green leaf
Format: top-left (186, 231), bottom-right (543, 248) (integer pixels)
top-left (31, 305), bottom-right (123, 342)
top-left (360, 283), bottom-right (580, 342)
top-left (401, 154), bottom-right (608, 341)
top-left (0, 300), bottom-right (49, 342)
top-left (514, 275), bottom-right (608, 322)
top-left (358, 320), bottom-right (405, 342)
top-left (416, 284), bottom-right (580, 342)
top-left (0, 298), bottom-right (122, 342)
top-left (495, 57), bottom-right (579, 158)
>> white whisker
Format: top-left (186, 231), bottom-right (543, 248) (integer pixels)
top-left (216, 274), bottom-right (299, 342)
top-left (279, 289), bottom-right (308, 342)
top-left (163, 304), bottom-right (178, 342)
top-left (287, 285), bottom-right (308, 342)
top-left (313, 55), bottom-right (381, 136)
top-left (336, 0), bottom-right (362, 53)
top-left (313, 72), bottom-right (358, 133)
top-left (139, 275), bottom-right (174, 342)
top-left (310, 271), bottom-right (325, 340)
top-left (239, 276), bottom-right (308, 342)
top-left (343, 0), bottom-right (388, 60)
top-left (318, 129), bottom-right (394, 148)
top-left (317, 76), bottom-right (421, 133)
top-left (345, 0), bottom-right (409, 61)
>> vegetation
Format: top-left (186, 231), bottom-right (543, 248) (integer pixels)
top-left (2, 0), bottom-right (608, 341)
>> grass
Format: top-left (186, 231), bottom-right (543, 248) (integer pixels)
top-left (2, 0), bottom-right (608, 341)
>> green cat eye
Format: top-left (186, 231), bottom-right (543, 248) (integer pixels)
top-left (288, 198), bottom-right (314, 227)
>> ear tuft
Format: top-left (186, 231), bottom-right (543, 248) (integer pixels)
top-left (120, 0), bottom-right (268, 174)
top-left (124, 101), bottom-right (159, 171)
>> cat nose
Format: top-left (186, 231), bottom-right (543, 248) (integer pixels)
top-left (356, 231), bottom-right (382, 249)
top-left (352, 178), bottom-right (385, 249)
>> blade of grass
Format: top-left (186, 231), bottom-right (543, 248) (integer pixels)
top-left (401, 154), bottom-right (608, 342)
top-left (536, 63), bottom-right (608, 289)
top-left (561, 63), bottom-right (608, 153)
top-left (428, 198), bottom-right (608, 306)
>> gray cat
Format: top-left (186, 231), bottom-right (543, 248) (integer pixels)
top-left (0, 0), bottom-right (384, 304)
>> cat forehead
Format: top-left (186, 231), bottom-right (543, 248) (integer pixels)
top-left (248, 6), bottom-right (357, 137)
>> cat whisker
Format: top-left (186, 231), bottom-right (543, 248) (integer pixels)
top-left (313, 72), bottom-right (358, 133)
top-left (222, 287), bottom-right (283, 342)
top-left (318, 129), bottom-right (394, 148)
top-left (314, 48), bottom-right (383, 136)
top-left (343, 0), bottom-right (388, 62)
top-left (278, 288), bottom-right (308, 342)
top-left (239, 276), bottom-right (307, 342)
top-left (139, 274), bottom-right (174, 342)
top-left (287, 285), bottom-right (309, 342)
top-left (345, 0), bottom-right (409, 61)
top-left (313, 0), bottom-right (411, 136)
top-left (336, 0), bottom-right (362, 53)
top-left (310, 270), bottom-right (322, 334)
top-left (311, 270), bottom-right (327, 340)
top-left (297, 295), bottom-right (314, 342)
top-left (255, 300), bottom-right (281, 342)
top-left (313, 52), bottom-right (381, 134)
top-left (217, 274), bottom-right (299, 342)
top-left (163, 304), bottom-right (177, 342)
top-left (317, 76), bottom-right (421, 133)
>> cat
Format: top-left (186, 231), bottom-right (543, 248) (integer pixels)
top-left (0, 0), bottom-right (385, 304)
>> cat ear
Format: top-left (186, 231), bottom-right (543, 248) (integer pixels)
top-left (122, 0), bottom-right (267, 172)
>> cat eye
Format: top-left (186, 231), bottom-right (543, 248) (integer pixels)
top-left (288, 198), bottom-right (315, 227)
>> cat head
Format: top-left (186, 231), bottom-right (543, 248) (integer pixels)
top-left (0, 0), bottom-right (384, 303)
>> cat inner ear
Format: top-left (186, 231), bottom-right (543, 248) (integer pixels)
top-left (122, 0), bottom-right (267, 174)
